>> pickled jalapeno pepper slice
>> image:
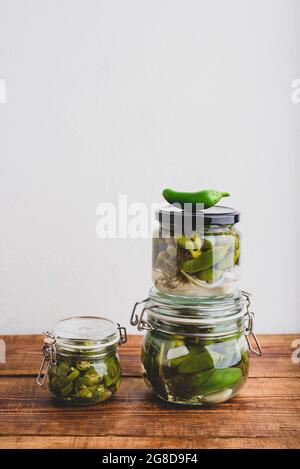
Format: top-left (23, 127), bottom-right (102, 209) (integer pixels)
top-left (48, 352), bottom-right (121, 404)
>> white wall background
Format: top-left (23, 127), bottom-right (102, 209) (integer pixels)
top-left (0, 0), bottom-right (299, 334)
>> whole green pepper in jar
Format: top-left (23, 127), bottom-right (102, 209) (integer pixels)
top-left (142, 330), bottom-right (248, 405)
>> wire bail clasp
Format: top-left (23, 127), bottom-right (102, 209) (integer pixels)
top-left (242, 291), bottom-right (262, 356)
top-left (130, 298), bottom-right (153, 331)
top-left (117, 324), bottom-right (127, 345)
top-left (36, 332), bottom-right (57, 386)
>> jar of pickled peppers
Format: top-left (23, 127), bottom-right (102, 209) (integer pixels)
top-left (152, 205), bottom-right (240, 297)
top-left (37, 316), bottom-right (127, 404)
top-left (130, 288), bottom-right (261, 405)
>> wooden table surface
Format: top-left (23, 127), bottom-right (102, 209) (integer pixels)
top-left (0, 334), bottom-right (299, 449)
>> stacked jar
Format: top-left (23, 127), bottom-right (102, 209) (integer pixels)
top-left (130, 204), bottom-right (261, 405)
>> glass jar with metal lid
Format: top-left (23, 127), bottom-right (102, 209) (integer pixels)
top-left (37, 316), bottom-right (127, 405)
top-left (130, 289), bottom-right (261, 405)
top-left (152, 205), bottom-right (241, 297)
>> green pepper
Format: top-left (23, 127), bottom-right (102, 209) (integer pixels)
top-left (202, 237), bottom-right (215, 250)
top-left (197, 268), bottom-right (223, 283)
top-left (80, 368), bottom-right (100, 386)
top-left (92, 386), bottom-right (112, 401)
top-left (183, 369), bottom-right (215, 395)
top-left (162, 188), bottom-right (230, 209)
top-left (189, 250), bottom-right (202, 259)
top-left (177, 349), bottom-right (214, 374)
top-left (104, 372), bottom-right (120, 388)
top-left (199, 367), bottom-right (242, 395)
top-left (56, 361), bottom-right (70, 377)
top-left (75, 387), bottom-right (93, 399)
top-left (60, 381), bottom-right (74, 397)
top-left (182, 246), bottom-right (227, 273)
top-left (175, 236), bottom-right (195, 250)
top-left (76, 360), bottom-right (91, 371)
top-left (66, 368), bottom-right (80, 382)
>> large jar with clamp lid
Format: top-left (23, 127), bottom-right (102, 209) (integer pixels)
top-left (37, 316), bottom-right (127, 405)
top-left (130, 289), bottom-right (261, 405)
top-left (152, 205), bottom-right (241, 297)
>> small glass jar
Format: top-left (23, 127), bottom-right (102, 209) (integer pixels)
top-left (130, 289), bottom-right (261, 405)
top-left (37, 316), bottom-right (127, 405)
top-left (152, 205), bottom-right (241, 297)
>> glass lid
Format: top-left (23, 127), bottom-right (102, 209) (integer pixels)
top-left (148, 287), bottom-right (244, 323)
top-left (52, 316), bottom-right (118, 342)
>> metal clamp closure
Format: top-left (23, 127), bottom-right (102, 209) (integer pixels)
top-left (130, 293), bottom-right (263, 357)
top-left (117, 324), bottom-right (127, 345)
top-left (130, 298), bottom-right (154, 331)
top-left (242, 291), bottom-right (262, 356)
top-left (36, 332), bottom-right (57, 386)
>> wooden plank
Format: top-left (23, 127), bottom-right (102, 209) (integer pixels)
top-left (0, 436), bottom-right (299, 449)
top-left (0, 334), bottom-right (299, 376)
top-left (1, 375), bottom-right (300, 402)
top-left (0, 403), bottom-right (299, 440)
top-left (0, 376), bottom-right (299, 441)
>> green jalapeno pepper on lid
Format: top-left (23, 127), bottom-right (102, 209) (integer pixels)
top-left (162, 188), bottom-right (230, 209)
